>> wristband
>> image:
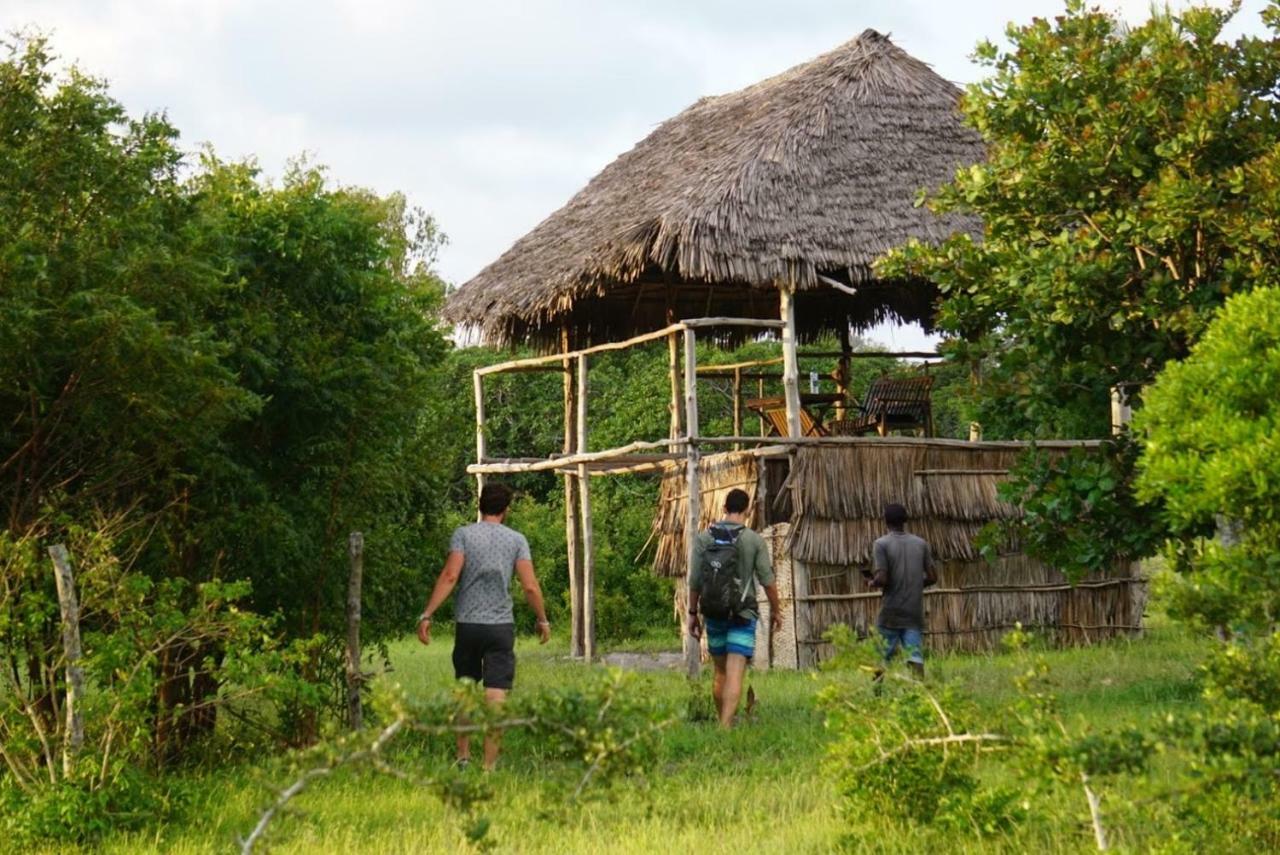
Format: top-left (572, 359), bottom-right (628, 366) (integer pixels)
top-left (418, 613), bottom-right (432, 624)
top-left (536, 620), bottom-right (550, 628)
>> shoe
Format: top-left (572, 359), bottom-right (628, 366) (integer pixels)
top-left (745, 686), bottom-right (757, 719)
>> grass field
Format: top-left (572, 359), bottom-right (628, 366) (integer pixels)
top-left (67, 621), bottom-right (1213, 855)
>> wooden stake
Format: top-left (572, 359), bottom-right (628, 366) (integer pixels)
top-left (577, 354), bottom-right (595, 661)
top-left (48, 544), bottom-right (84, 776)
top-left (562, 326), bottom-right (583, 658)
top-left (345, 532), bottom-right (364, 731)
top-left (667, 307), bottom-right (682, 446)
top-left (835, 323), bottom-right (852, 421)
top-left (683, 328), bottom-right (702, 679)
top-left (473, 370), bottom-right (487, 506)
top-left (732, 366), bottom-right (743, 452)
top-left (779, 288), bottom-right (802, 438)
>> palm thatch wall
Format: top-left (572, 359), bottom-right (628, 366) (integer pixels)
top-left (445, 29), bottom-right (984, 350)
top-left (653, 443), bottom-right (1147, 668)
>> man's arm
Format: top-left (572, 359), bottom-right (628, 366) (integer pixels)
top-left (514, 558), bottom-right (551, 644)
top-left (753, 534), bottom-right (783, 632)
top-left (687, 535), bottom-right (705, 639)
top-left (762, 584), bottom-right (782, 632)
top-left (417, 550), bottom-right (464, 645)
top-left (870, 540), bottom-right (887, 589)
top-left (923, 542), bottom-right (938, 588)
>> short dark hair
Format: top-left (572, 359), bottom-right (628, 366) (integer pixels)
top-left (479, 482), bottom-right (514, 516)
top-left (884, 503), bottom-right (908, 528)
top-left (724, 488), bottom-right (750, 514)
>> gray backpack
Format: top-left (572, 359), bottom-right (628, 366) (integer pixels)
top-left (699, 524), bottom-right (754, 620)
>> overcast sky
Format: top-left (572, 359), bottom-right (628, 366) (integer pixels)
top-left (4, 0), bottom-right (1271, 348)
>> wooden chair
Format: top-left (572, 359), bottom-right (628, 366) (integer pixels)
top-left (760, 405), bottom-right (827, 438)
top-left (829, 375), bottom-right (935, 437)
top-left (747, 394), bottom-right (829, 435)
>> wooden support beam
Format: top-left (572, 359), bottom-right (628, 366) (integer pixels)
top-left (757, 376), bottom-right (766, 436)
top-left (576, 354), bottom-right (595, 662)
top-left (667, 326), bottom-right (682, 445)
top-left (562, 327), bottom-right (583, 658)
top-left (835, 324), bottom-right (852, 421)
top-left (476, 317), bottom-right (786, 378)
top-left (467, 438), bottom-right (679, 474)
top-left (779, 288), bottom-right (802, 438)
top-left (683, 327), bottom-right (701, 680)
top-left (345, 532), bottom-right (364, 731)
top-left (732, 367), bottom-right (743, 452)
top-left (48, 544), bottom-right (84, 775)
top-left (682, 317), bottom-right (784, 330)
top-left (472, 370), bottom-right (486, 506)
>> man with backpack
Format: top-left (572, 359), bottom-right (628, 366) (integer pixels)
top-left (686, 488), bottom-right (782, 728)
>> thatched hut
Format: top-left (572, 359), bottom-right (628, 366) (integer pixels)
top-left (445, 29), bottom-right (982, 349)
top-left (445, 30), bottom-right (1145, 669)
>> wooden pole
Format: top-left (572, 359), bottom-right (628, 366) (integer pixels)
top-left (683, 328), bottom-right (702, 679)
top-left (473, 370), bottom-right (487, 507)
top-left (758, 376), bottom-right (766, 436)
top-left (345, 532), bottom-right (364, 731)
top-left (562, 327), bottom-right (583, 658)
top-left (48, 544), bottom-right (84, 776)
top-left (577, 354), bottom-right (595, 661)
top-left (732, 366), bottom-right (743, 452)
top-left (667, 308), bottom-right (683, 446)
top-left (779, 287), bottom-right (802, 438)
top-left (968, 360), bottom-right (982, 442)
top-left (835, 323), bottom-right (851, 421)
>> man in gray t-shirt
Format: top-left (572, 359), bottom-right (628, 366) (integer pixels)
top-left (868, 502), bottom-right (937, 678)
top-left (417, 482), bottom-right (550, 770)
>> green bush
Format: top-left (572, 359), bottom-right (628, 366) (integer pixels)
top-left (1136, 286), bottom-right (1280, 630)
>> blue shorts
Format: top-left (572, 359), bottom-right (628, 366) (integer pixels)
top-left (879, 626), bottom-right (924, 665)
top-left (705, 615), bottom-right (757, 659)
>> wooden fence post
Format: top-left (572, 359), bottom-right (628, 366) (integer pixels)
top-left (48, 544), bottom-right (85, 776)
top-left (683, 328), bottom-right (702, 680)
top-left (473, 370), bottom-right (487, 510)
top-left (345, 532), bottom-right (364, 731)
top-left (562, 326), bottom-right (584, 658)
top-left (577, 354), bottom-right (596, 661)
top-left (780, 287), bottom-right (802, 438)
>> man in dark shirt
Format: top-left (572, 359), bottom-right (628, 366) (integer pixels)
top-left (868, 502), bottom-right (936, 678)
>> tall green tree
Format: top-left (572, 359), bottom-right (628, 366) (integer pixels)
top-left (881, 0), bottom-right (1280, 438)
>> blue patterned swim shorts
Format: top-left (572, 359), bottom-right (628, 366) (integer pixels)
top-left (705, 615), bottom-right (757, 659)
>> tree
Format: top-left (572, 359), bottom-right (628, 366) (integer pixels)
top-left (880, 1), bottom-right (1280, 438)
top-left (1135, 285), bottom-right (1280, 631)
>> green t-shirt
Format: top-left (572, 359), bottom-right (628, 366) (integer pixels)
top-left (689, 522), bottom-right (775, 619)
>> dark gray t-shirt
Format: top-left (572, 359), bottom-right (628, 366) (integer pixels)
top-left (873, 531), bottom-right (933, 629)
top-left (449, 522), bottom-right (531, 625)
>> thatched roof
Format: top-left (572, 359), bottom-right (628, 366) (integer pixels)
top-left (446, 29), bottom-right (984, 350)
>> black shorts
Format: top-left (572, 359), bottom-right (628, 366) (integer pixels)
top-left (452, 623), bottom-right (516, 690)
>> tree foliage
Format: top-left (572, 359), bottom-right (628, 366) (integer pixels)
top-left (881, 1), bottom-right (1280, 437)
top-left (1135, 285), bottom-right (1280, 630)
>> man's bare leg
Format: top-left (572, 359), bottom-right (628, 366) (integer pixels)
top-left (711, 655), bottom-right (727, 718)
top-left (456, 732), bottom-right (471, 765)
top-left (719, 653), bottom-right (748, 729)
top-left (482, 687), bottom-right (507, 771)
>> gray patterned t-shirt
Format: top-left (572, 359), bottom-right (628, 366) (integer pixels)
top-left (449, 522), bottom-right (531, 625)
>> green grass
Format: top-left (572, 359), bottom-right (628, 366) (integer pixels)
top-left (61, 622), bottom-right (1211, 855)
